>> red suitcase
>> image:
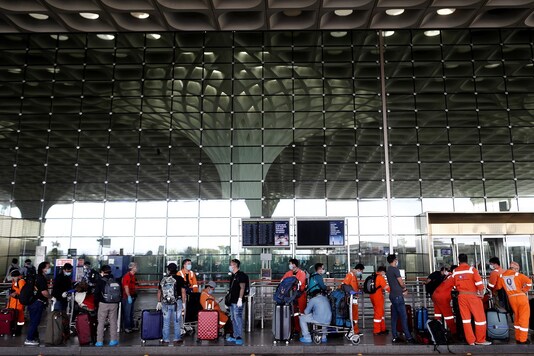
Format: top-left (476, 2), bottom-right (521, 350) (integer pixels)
top-left (197, 310), bottom-right (219, 340)
top-left (0, 308), bottom-right (17, 336)
top-left (76, 313), bottom-right (97, 345)
top-left (391, 304), bottom-right (413, 334)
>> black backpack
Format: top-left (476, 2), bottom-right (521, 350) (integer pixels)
top-left (102, 276), bottom-right (121, 303)
top-left (426, 319), bottom-right (453, 354)
top-left (363, 273), bottom-right (378, 294)
top-left (19, 275), bottom-right (38, 306)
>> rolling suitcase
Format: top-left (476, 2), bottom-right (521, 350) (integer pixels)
top-left (272, 304), bottom-right (292, 342)
top-left (76, 312), bottom-right (97, 346)
top-left (197, 309), bottom-right (219, 340)
top-left (415, 307), bottom-right (428, 332)
top-left (45, 311), bottom-right (69, 345)
top-left (392, 304), bottom-right (413, 334)
top-left (185, 292), bottom-right (201, 323)
top-left (0, 308), bottom-right (17, 336)
top-left (141, 309), bottom-right (163, 344)
top-left (487, 309), bottom-right (509, 341)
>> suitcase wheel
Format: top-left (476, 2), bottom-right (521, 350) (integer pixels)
top-left (350, 334), bottom-right (361, 345)
top-left (313, 334), bottom-right (322, 344)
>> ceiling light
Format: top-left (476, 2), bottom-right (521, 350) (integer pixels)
top-left (46, 67), bottom-right (60, 73)
top-left (29, 13), bottom-right (49, 20)
top-left (131, 12), bottom-right (150, 19)
top-left (283, 9), bottom-right (302, 17)
top-left (330, 31), bottom-right (347, 38)
top-left (385, 9), bottom-right (404, 16)
top-left (382, 31), bottom-right (395, 37)
top-left (424, 30), bottom-right (440, 37)
top-left (7, 68), bottom-right (22, 74)
top-left (147, 33), bottom-right (161, 40)
top-left (204, 51), bottom-right (214, 56)
top-left (484, 63), bottom-right (500, 69)
top-left (50, 34), bottom-right (69, 41)
top-left (96, 34), bottom-right (115, 41)
top-left (334, 9), bottom-right (353, 16)
top-left (437, 8), bottom-right (455, 16)
top-left (80, 12), bottom-right (99, 20)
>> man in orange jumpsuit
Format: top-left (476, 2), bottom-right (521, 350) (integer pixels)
top-left (7, 270), bottom-right (25, 335)
top-left (370, 266), bottom-right (390, 335)
top-left (342, 263), bottom-right (364, 335)
top-left (452, 253), bottom-right (491, 346)
top-left (177, 259), bottom-right (199, 293)
top-left (487, 257), bottom-right (502, 292)
top-left (494, 261), bottom-right (532, 344)
top-left (431, 265), bottom-right (456, 335)
top-left (281, 258), bottom-right (307, 333)
top-left (199, 281), bottom-right (228, 329)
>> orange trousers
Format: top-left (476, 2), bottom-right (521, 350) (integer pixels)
top-left (293, 293), bottom-right (307, 333)
top-left (351, 297), bottom-right (360, 333)
top-left (370, 294), bottom-right (385, 334)
top-left (458, 295), bottom-right (487, 344)
top-left (432, 296), bottom-right (456, 335)
top-left (509, 294), bottom-right (530, 342)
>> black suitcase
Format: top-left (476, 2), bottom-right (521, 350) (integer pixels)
top-left (185, 292), bottom-right (201, 323)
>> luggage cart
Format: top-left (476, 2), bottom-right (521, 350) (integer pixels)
top-left (66, 292), bottom-right (77, 336)
top-left (309, 293), bottom-right (361, 345)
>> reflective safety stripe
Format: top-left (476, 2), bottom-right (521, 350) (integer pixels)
top-left (16, 322), bottom-right (24, 325)
top-left (219, 321), bottom-right (226, 325)
top-left (509, 293), bottom-right (527, 297)
top-left (192, 285), bottom-right (198, 287)
top-left (434, 314), bottom-right (442, 317)
top-left (474, 321), bottom-right (486, 326)
top-left (462, 319), bottom-right (472, 324)
top-left (514, 325), bottom-right (520, 329)
top-left (444, 316), bottom-right (454, 320)
top-left (519, 326), bottom-right (529, 332)
top-left (526, 284), bottom-right (532, 286)
top-left (488, 283), bottom-right (495, 288)
top-left (475, 281), bottom-right (483, 286)
top-left (374, 319), bottom-right (382, 323)
top-left (453, 269), bottom-right (474, 277)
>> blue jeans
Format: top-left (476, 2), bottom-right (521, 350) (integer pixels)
top-left (390, 295), bottom-right (412, 340)
top-left (230, 303), bottom-right (245, 339)
top-left (122, 296), bottom-right (137, 330)
top-left (27, 300), bottom-right (45, 341)
top-left (162, 301), bottom-right (183, 342)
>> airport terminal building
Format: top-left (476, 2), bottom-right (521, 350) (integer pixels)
top-left (0, 1), bottom-right (534, 281)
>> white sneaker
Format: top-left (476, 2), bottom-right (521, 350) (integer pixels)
top-left (24, 339), bottom-right (39, 346)
top-left (475, 341), bottom-right (492, 346)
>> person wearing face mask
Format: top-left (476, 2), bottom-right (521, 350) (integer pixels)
top-left (281, 258), bottom-right (307, 334)
top-left (341, 263), bottom-right (365, 336)
top-left (81, 261), bottom-right (98, 289)
top-left (425, 266), bottom-right (449, 297)
top-left (52, 263), bottom-right (74, 311)
top-left (431, 265), bottom-right (457, 336)
top-left (177, 259), bottom-right (199, 294)
top-left (21, 259), bottom-right (36, 278)
top-left (24, 261), bottom-right (52, 346)
top-left (370, 266), bottom-right (390, 335)
top-left (122, 262), bottom-right (139, 333)
top-left (200, 281), bottom-right (228, 330)
top-left (386, 254), bottom-right (416, 344)
top-left (226, 259), bottom-right (249, 345)
top-left (487, 257), bottom-right (502, 292)
top-left (306, 263), bottom-right (328, 297)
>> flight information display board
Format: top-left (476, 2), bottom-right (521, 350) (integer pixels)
top-left (296, 219), bottom-right (345, 247)
top-left (242, 220), bottom-right (290, 247)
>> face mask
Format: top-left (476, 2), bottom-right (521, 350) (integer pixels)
top-left (44, 268), bottom-right (50, 274)
top-left (229, 266), bottom-right (234, 273)
top-left (288, 264), bottom-right (294, 270)
top-left (444, 271), bottom-right (450, 276)
top-left (64, 272), bottom-right (72, 276)
top-left (489, 264), bottom-right (495, 270)
top-left (185, 264), bottom-right (192, 271)
top-left (319, 269), bottom-right (325, 275)
top-left (356, 271), bottom-right (362, 277)
top-left (207, 289), bottom-right (213, 295)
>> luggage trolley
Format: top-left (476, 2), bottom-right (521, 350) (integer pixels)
top-left (309, 293), bottom-right (361, 345)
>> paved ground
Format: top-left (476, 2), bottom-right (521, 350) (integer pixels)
top-left (0, 290), bottom-right (532, 355)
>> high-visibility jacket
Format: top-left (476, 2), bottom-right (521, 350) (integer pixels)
top-left (342, 272), bottom-right (359, 292)
top-left (282, 269), bottom-right (307, 292)
top-left (199, 289), bottom-right (228, 327)
top-left (487, 267), bottom-right (503, 290)
top-left (7, 279), bottom-right (25, 324)
top-left (177, 269), bottom-right (198, 293)
top-left (452, 264), bottom-right (484, 294)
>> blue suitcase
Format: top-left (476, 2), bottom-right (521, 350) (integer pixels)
top-left (415, 307), bottom-right (428, 331)
top-left (141, 309), bottom-right (163, 344)
top-left (487, 309), bottom-right (509, 341)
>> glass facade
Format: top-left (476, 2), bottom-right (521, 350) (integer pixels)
top-left (0, 30), bottom-right (533, 280)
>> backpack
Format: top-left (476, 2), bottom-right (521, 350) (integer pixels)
top-left (363, 273), bottom-right (378, 294)
top-left (330, 288), bottom-right (350, 327)
top-left (425, 273), bottom-right (444, 296)
top-left (102, 276), bottom-right (121, 303)
top-left (306, 273), bottom-right (326, 296)
top-left (273, 276), bottom-right (300, 305)
top-left (426, 319), bottom-right (453, 354)
top-left (161, 275), bottom-right (177, 304)
top-left (19, 274), bottom-right (38, 306)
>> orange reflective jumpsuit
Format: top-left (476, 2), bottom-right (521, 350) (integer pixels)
top-left (342, 272), bottom-right (360, 333)
top-left (7, 278), bottom-right (25, 325)
top-left (200, 289), bottom-right (228, 328)
top-left (487, 266), bottom-right (503, 292)
top-left (431, 275), bottom-right (456, 335)
top-left (177, 269), bottom-right (199, 293)
top-left (369, 273), bottom-right (389, 334)
top-left (282, 268), bottom-right (307, 332)
top-left (452, 263), bottom-right (487, 345)
top-left (494, 270), bottom-right (532, 343)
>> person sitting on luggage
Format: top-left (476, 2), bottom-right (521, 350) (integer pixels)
top-left (425, 266), bottom-right (448, 297)
top-left (8, 270), bottom-right (25, 335)
top-left (494, 261), bottom-right (532, 345)
top-left (298, 292), bottom-right (332, 343)
top-left (431, 265), bottom-right (457, 336)
top-left (307, 263), bottom-right (328, 297)
top-left (156, 262), bottom-right (186, 346)
top-left (51, 263), bottom-right (74, 311)
top-left (200, 281), bottom-right (228, 329)
top-left (94, 265), bottom-right (120, 347)
top-left (342, 263), bottom-right (365, 336)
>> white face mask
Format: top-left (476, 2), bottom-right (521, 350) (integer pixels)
top-left (489, 264), bottom-right (495, 270)
top-left (229, 265), bottom-right (234, 273)
top-left (185, 264), bottom-right (192, 271)
top-left (288, 264), bottom-right (295, 271)
top-left (319, 269), bottom-right (325, 275)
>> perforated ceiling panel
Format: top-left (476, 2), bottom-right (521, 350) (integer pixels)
top-left (2, 0), bottom-right (534, 33)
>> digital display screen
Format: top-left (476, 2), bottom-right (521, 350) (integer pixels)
top-left (296, 219), bottom-right (345, 247)
top-left (242, 220), bottom-right (290, 247)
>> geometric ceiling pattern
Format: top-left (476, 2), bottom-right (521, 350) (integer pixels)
top-left (2, 0), bottom-right (534, 33)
